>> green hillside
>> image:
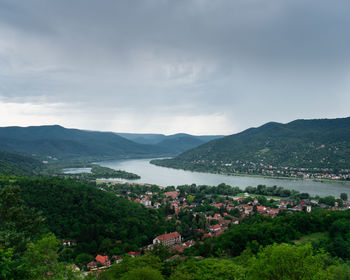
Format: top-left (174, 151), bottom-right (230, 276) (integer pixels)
top-left (152, 117), bottom-right (350, 176)
top-left (1, 177), bottom-right (166, 255)
top-left (0, 151), bottom-right (42, 176)
top-left (0, 125), bottom-right (167, 160)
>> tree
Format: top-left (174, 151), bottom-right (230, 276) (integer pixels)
top-left (340, 193), bottom-right (348, 201)
top-left (75, 253), bottom-right (94, 270)
top-left (319, 196), bottom-right (336, 206)
top-left (0, 185), bottom-right (46, 255)
top-left (248, 243), bottom-right (327, 280)
top-left (0, 246), bottom-right (15, 280)
top-left (120, 267), bottom-right (164, 280)
top-left (22, 233), bottom-right (81, 279)
top-left (100, 255), bottom-right (163, 280)
top-left (170, 258), bottom-right (246, 280)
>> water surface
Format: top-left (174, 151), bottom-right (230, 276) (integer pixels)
top-left (93, 158), bottom-right (350, 197)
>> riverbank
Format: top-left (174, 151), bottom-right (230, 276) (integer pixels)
top-left (150, 160), bottom-right (350, 185)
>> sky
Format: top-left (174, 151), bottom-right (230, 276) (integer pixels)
top-left (0, 0), bottom-right (349, 135)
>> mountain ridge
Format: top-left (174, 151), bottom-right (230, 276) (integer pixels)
top-left (0, 125), bottom-right (223, 163)
top-left (151, 117), bottom-right (350, 176)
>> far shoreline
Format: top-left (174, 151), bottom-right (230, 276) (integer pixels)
top-left (149, 160), bottom-right (350, 186)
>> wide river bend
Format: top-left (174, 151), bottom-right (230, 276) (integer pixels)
top-left (94, 158), bottom-right (350, 197)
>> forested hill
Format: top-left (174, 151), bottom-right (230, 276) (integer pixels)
top-left (152, 117), bottom-right (350, 173)
top-left (0, 125), bottom-right (223, 161)
top-left (0, 151), bottom-right (42, 176)
top-left (116, 132), bottom-right (223, 154)
top-left (0, 125), bottom-right (167, 160)
top-left (0, 177), bottom-right (165, 255)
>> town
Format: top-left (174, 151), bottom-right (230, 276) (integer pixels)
top-left (66, 181), bottom-right (349, 274)
top-left (183, 159), bottom-right (350, 181)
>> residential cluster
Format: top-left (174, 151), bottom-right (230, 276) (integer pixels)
top-left (191, 159), bottom-right (350, 181)
top-left (67, 181), bottom-right (349, 273)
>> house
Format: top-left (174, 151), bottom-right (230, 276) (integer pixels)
top-left (183, 240), bottom-right (195, 247)
top-left (62, 240), bottom-right (77, 247)
top-left (214, 203), bottom-right (224, 208)
top-left (154, 202), bottom-right (161, 209)
top-left (112, 255), bottom-right (122, 264)
top-left (269, 208), bottom-right (280, 217)
top-left (153, 232), bottom-right (181, 246)
top-left (87, 261), bottom-right (98, 270)
top-left (210, 224), bottom-right (221, 232)
top-left (165, 192), bottom-right (179, 199)
top-left (170, 244), bottom-right (185, 253)
top-left (231, 217), bottom-right (240, 224)
top-left (67, 264), bottom-right (80, 271)
top-left (202, 233), bottom-right (213, 239)
top-left (280, 199), bottom-right (296, 206)
top-left (213, 213), bottom-right (222, 220)
top-left (141, 198), bottom-right (152, 207)
top-left (128, 251), bottom-right (138, 258)
top-left (95, 255), bottom-right (110, 267)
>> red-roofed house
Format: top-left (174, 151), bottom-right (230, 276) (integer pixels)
top-left (165, 192), bottom-right (179, 199)
top-left (213, 203), bottom-right (224, 208)
top-left (95, 255), bottom-right (110, 266)
top-left (170, 244), bottom-right (185, 253)
top-left (213, 213), bottom-right (222, 220)
top-left (210, 224), bottom-right (221, 232)
top-left (153, 232), bottom-right (181, 246)
top-left (128, 251), bottom-right (137, 258)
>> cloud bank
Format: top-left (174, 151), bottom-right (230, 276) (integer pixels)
top-left (0, 0), bottom-right (349, 134)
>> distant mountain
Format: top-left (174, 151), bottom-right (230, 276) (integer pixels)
top-left (152, 117), bottom-right (350, 174)
top-left (0, 125), bottom-right (223, 162)
top-left (0, 151), bottom-right (42, 176)
top-left (116, 133), bottom-right (167, 145)
top-left (116, 132), bottom-right (223, 154)
top-left (0, 125), bottom-right (167, 160)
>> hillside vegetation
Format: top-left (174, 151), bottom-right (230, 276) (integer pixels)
top-left (0, 177), bottom-right (166, 255)
top-left (0, 125), bottom-right (167, 160)
top-left (0, 150), bottom-right (42, 176)
top-left (152, 117), bottom-right (350, 176)
top-left (0, 126), bottom-right (223, 163)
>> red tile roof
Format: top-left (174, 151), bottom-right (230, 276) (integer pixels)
top-left (95, 255), bottom-right (109, 265)
top-left (212, 224), bottom-right (221, 229)
top-left (156, 232), bottom-right (180, 241)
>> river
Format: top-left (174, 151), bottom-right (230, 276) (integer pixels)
top-left (94, 158), bottom-right (350, 197)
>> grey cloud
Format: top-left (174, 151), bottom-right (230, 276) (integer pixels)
top-left (0, 0), bottom-right (349, 133)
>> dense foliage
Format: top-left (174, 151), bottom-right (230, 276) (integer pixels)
top-left (63, 165), bottom-right (141, 180)
top-left (0, 177), bottom-right (166, 256)
top-left (98, 242), bottom-right (350, 280)
top-left (187, 209), bottom-right (350, 261)
top-left (90, 165), bottom-right (140, 179)
top-left (0, 185), bottom-right (81, 279)
top-left (0, 151), bottom-right (42, 176)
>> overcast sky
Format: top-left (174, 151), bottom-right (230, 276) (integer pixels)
top-left (0, 0), bottom-right (349, 135)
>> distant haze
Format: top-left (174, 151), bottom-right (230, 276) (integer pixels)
top-left (0, 1), bottom-right (349, 134)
